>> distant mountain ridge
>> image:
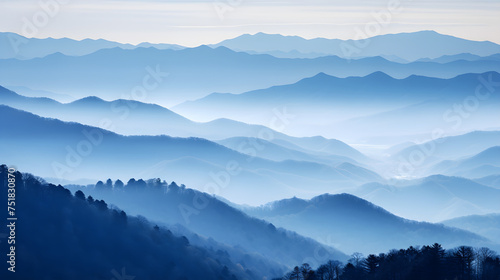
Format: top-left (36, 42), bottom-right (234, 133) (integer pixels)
top-left (0, 85), bottom-right (367, 162)
top-left (173, 71), bottom-right (500, 142)
top-left (0, 105), bottom-right (381, 205)
top-left (350, 174), bottom-right (500, 222)
top-left (212, 31), bottom-right (500, 61)
top-left (0, 32), bottom-right (184, 59)
top-left (417, 53), bottom-right (500, 64)
top-left (441, 214), bottom-right (500, 244)
top-left (1, 43), bottom-right (499, 106)
top-left (394, 131), bottom-right (500, 171)
top-left (70, 177), bottom-right (349, 270)
top-left (430, 146), bottom-right (500, 178)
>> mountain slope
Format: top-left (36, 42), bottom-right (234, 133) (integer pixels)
top-left (430, 146), bottom-right (500, 178)
top-left (216, 137), bottom-right (361, 165)
top-left (393, 131), bottom-right (500, 174)
top-left (441, 214), bottom-right (500, 244)
top-left (417, 53), bottom-right (500, 64)
top-left (0, 105), bottom-right (379, 205)
top-left (0, 85), bottom-right (367, 162)
top-left (0, 166), bottom-right (257, 280)
top-left (474, 175), bottom-right (500, 189)
top-left (68, 177), bottom-right (349, 269)
top-left (350, 175), bottom-right (500, 222)
top-left (173, 72), bottom-right (500, 141)
top-left (241, 193), bottom-right (495, 255)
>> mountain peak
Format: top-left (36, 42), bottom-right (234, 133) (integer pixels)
top-left (363, 71), bottom-right (393, 79)
top-left (70, 96), bottom-right (105, 104)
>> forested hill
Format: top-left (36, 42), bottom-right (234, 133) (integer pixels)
top-left (0, 164), bottom-right (255, 280)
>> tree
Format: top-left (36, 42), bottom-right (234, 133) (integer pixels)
top-left (424, 243), bottom-right (445, 280)
top-left (300, 263), bottom-right (312, 280)
top-left (325, 260), bottom-right (342, 280)
top-left (342, 263), bottom-right (360, 280)
top-left (114, 179), bottom-right (124, 189)
top-left (316, 264), bottom-right (328, 280)
top-left (147, 178), bottom-right (162, 189)
top-left (349, 252), bottom-right (365, 268)
top-left (136, 179), bottom-right (147, 189)
top-left (95, 180), bottom-right (104, 190)
top-left (365, 254), bottom-right (379, 275)
top-left (127, 178), bottom-right (136, 188)
top-left (451, 246), bottom-right (475, 280)
top-left (288, 266), bottom-right (301, 280)
top-left (75, 190), bottom-right (86, 200)
top-left (476, 247), bottom-right (496, 279)
top-left (481, 256), bottom-right (500, 280)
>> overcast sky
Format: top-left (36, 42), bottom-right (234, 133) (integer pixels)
top-left (1, 0), bottom-right (499, 46)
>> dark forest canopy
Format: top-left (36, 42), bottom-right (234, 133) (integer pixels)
top-left (276, 243), bottom-right (500, 280)
top-left (0, 165), bottom-right (254, 280)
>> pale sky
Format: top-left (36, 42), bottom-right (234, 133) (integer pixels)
top-left (1, 0), bottom-right (499, 46)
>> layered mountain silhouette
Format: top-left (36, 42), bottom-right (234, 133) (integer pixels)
top-left (240, 193), bottom-right (496, 255)
top-left (0, 105), bottom-right (381, 204)
top-left (441, 214), bottom-right (500, 244)
top-left (0, 166), bottom-right (260, 280)
top-left (174, 72), bottom-right (500, 141)
top-left (0, 32), bottom-right (183, 60)
top-left (2, 29), bottom-right (500, 279)
top-left (212, 31), bottom-right (500, 61)
top-left (430, 146), bottom-right (500, 178)
top-left (1, 45), bottom-right (500, 106)
top-left (417, 53), bottom-right (500, 63)
top-left (393, 131), bottom-right (500, 175)
top-left (474, 175), bottom-right (500, 189)
top-left (0, 85), bottom-right (367, 162)
top-left (68, 176), bottom-right (348, 269)
top-left (350, 175), bottom-right (500, 222)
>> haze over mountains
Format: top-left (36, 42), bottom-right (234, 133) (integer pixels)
top-left (0, 105), bottom-right (381, 204)
top-left (1, 32), bottom-right (500, 107)
top-left (174, 71), bottom-right (500, 142)
top-left (2, 30), bottom-right (500, 279)
top-left (68, 177), bottom-right (348, 269)
top-left (349, 175), bottom-right (500, 222)
top-left (240, 193), bottom-right (497, 255)
top-left (0, 85), bottom-right (368, 162)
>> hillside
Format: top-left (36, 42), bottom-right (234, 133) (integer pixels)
top-left (0, 165), bottom-right (257, 280)
top-left (241, 193), bottom-right (495, 255)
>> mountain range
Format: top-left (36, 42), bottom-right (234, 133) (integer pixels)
top-left (70, 178), bottom-right (348, 270)
top-left (0, 105), bottom-right (381, 205)
top-left (430, 146), bottom-right (500, 178)
top-left (441, 214), bottom-right (500, 244)
top-left (0, 85), bottom-right (367, 162)
top-left (212, 31), bottom-right (500, 61)
top-left (349, 175), bottom-right (500, 222)
top-left (173, 71), bottom-right (500, 142)
top-left (0, 32), bottom-right (184, 60)
top-left (392, 131), bottom-right (500, 176)
top-left (1, 44), bottom-right (499, 107)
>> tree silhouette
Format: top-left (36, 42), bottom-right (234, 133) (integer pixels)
top-left (105, 178), bottom-right (113, 189)
top-left (114, 179), bottom-right (124, 189)
top-left (278, 243), bottom-right (500, 280)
